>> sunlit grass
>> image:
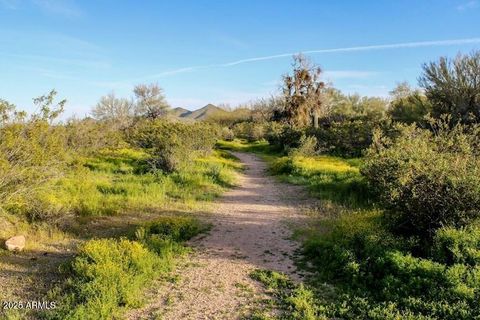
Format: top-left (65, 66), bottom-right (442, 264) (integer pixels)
top-left (291, 155), bottom-right (360, 175)
top-left (49, 148), bottom-right (240, 217)
top-left (216, 139), bottom-right (272, 153)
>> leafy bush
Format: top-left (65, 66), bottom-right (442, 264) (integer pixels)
top-left (231, 121), bottom-right (266, 142)
top-left (388, 92), bottom-right (432, 126)
top-left (289, 135), bottom-right (318, 157)
top-left (220, 127), bottom-right (235, 141)
top-left (362, 119), bottom-right (480, 237)
top-left (419, 51), bottom-right (480, 125)
top-left (136, 216), bottom-right (204, 245)
top-left (300, 211), bottom-right (480, 319)
top-left (264, 121), bottom-right (285, 147)
top-left (0, 93), bottom-right (68, 219)
top-left (307, 116), bottom-right (382, 158)
top-left (46, 217), bottom-right (203, 320)
top-left (268, 126), bottom-right (304, 152)
top-left (432, 226), bottom-right (480, 266)
top-left (127, 119), bottom-right (219, 172)
top-left (45, 238), bottom-right (160, 320)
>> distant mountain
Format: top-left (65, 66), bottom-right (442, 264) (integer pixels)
top-left (170, 107), bottom-right (192, 118)
top-left (170, 104), bottom-right (226, 121)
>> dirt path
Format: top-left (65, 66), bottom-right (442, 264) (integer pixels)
top-left (127, 152), bottom-right (314, 320)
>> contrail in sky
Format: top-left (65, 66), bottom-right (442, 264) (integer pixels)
top-left (136, 37), bottom-right (480, 81)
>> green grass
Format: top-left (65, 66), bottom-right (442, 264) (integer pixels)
top-left (49, 147), bottom-right (242, 217)
top-left (236, 139), bottom-right (480, 319)
top-left (0, 146), bottom-right (242, 319)
top-left (42, 216), bottom-right (206, 320)
top-left (216, 139), bottom-right (273, 154)
top-left (218, 139), bottom-right (372, 208)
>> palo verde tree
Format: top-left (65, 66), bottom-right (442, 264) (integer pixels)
top-left (388, 82), bottom-right (432, 125)
top-left (419, 51), bottom-right (480, 125)
top-left (276, 54), bottom-right (326, 128)
top-left (91, 92), bottom-right (135, 129)
top-left (133, 83), bottom-right (170, 119)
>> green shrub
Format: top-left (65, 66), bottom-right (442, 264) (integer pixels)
top-left (231, 121), bottom-right (266, 142)
top-left (300, 212), bottom-right (480, 319)
top-left (264, 121), bottom-right (285, 147)
top-left (432, 226), bottom-right (480, 266)
top-left (307, 116), bottom-right (383, 158)
top-left (127, 119), bottom-right (219, 172)
top-left (45, 238), bottom-right (161, 320)
top-left (46, 217), bottom-right (203, 320)
top-left (0, 121), bottom-right (67, 219)
top-left (272, 126), bottom-right (304, 152)
top-left (289, 135), bottom-right (318, 157)
top-left (362, 120), bottom-right (480, 237)
top-left (137, 216), bottom-right (203, 243)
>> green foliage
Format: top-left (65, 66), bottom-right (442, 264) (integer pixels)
top-left (46, 238), bottom-right (160, 320)
top-left (269, 155), bottom-right (372, 208)
top-left (45, 217), bottom-right (203, 320)
top-left (432, 226), bottom-right (480, 266)
top-left (362, 119), bottom-right (480, 236)
top-left (231, 121), bottom-right (267, 142)
top-left (55, 148), bottom-right (239, 217)
top-left (299, 211), bottom-right (480, 319)
top-left (268, 126), bottom-right (304, 152)
top-left (307, 116), bottom-right (383, 157)
top-left (419, 51), bottom-right (480, 124)
top-left (205, 107), bottom-right (252, 127)
top-left (0, 93), bottom-right (68, 220)
top-left (216, 139), bottom-right (273, 154)
top-left (250, 269), bottom-right (321, 320)
top-left (127, 119), bottom-right (219, 172)
top-left (388, 92), bottom-right (432, 125)
top-left (329, 92), bottom-right (388, 120)
top-left (288, 135), bottom-right (318, 157)
top-left (138, 216), bottom-right (204, 244)
top-left (64, 118), bottom-right (126, 153)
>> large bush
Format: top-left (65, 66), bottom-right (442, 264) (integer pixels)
top-left (362, 119), bottom-right (480, 237)
top-left (46, 217), bottom-right (203, 320)
top-left (0, 93), bottom-right (68, 219)
top-left (308, 117), bottom-right (379, 157)
top-left (420, 51), bottom-right (480, 125)
top-left (301, 211), bottom-right (480, 319)
top-left (127, 120), bottom-right (219, 172)
top-left (231, 121), bottom-right (266, 142)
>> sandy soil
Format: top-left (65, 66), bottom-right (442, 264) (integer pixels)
top-left (126, 152), bottom-right (316, 320)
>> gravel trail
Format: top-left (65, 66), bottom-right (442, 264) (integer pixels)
top-left (126, 152), bottom-right (313, 320)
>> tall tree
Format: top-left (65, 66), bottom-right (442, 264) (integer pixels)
top-left (133, 83), bottom-right (170, 119)
top-left (419, 51), bottom-right (480, 124)
top-left (278, 54), bottom-right (326, 128)
top-left (91, 92), bottom-right (134, 129)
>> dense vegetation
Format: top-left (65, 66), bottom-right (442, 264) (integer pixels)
top-left (2, 48), bottom-right (480, 319)
top-left (219, 51), bottom-right (480, 319)
top-left (0, 85), bottom-right (240, 319)
top-left (44, 217), bottom-right (206, 320)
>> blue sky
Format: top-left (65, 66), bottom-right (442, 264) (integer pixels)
top-left (0, 0), bottom-right (479, 117)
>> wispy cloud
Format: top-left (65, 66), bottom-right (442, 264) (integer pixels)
top-left (457, 0), bottom-right (478, 11)
top-left (32, 0), bottom-right (82, 18)
top-left (136, 37), bottom-right (480, 82)
top-left (0, 0), bottom-right (82, 17)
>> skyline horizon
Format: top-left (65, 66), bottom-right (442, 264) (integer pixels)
top-left (1, 0), bottom-right (479, 117)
